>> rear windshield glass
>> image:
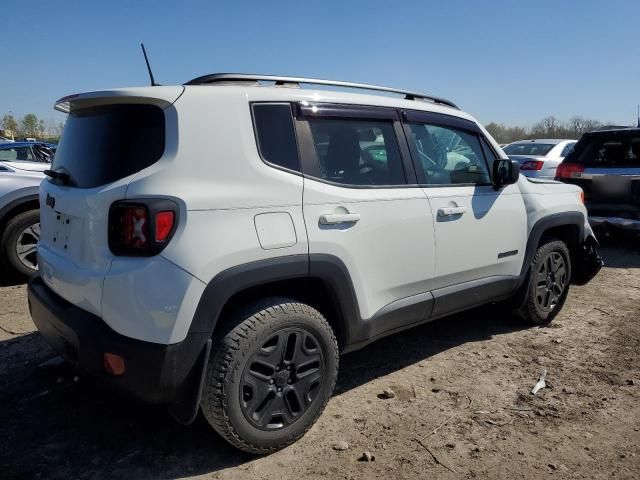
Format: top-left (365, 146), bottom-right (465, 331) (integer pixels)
top-left (503, 143), bottom-right (555, 156)
top-left (52, 104), bottom-right (165, 188)
top-left (569, 132), bottom-right (640, 167)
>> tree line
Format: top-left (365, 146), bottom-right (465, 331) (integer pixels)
top-left (1, 113), bottom-right (64, 141)
top-left (0, 111), bottom-right (617, 145)
top-left (484, 116), bottom-right (606, 144)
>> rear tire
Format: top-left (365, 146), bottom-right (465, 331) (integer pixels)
top-left (1, 210), bottom-right (40, 278)
top-left (515, 239), bottom-right (571, 325)
top-left (200, 298), bottom-right (339, 454)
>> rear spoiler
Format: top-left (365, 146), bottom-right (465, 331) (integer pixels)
top-left (54, 86), bottom-right (185, 113)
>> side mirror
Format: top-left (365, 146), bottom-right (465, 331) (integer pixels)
top-left (493, 159), bottom-right (519, 188)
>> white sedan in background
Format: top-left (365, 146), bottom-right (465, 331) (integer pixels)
top-left (503, 139), bottom-right (576, 179)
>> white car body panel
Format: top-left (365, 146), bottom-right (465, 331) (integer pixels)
top-left (38, 179), bottom-right (130, 317)
top-left (36, 84), bottom-right (591, 347)
top-left (302, 178), bottom-right (435, 320)
top-left (1, 161), bottom-right (50, 173)
top-left (424, 182), bottom-right (527, 288)
top-left (102, 256), bottom-right (206, 344)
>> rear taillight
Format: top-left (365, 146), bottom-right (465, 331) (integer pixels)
top-left (120, 206), bottom-right (148, 249)
top-left (155, 211), bottom-right (175, 242)
top-left (109, 200), bottom-right (178, 256)
top-left (520, 160), bottom-right (544, 171)
top-left (555, 162), bottom-right (585, 180)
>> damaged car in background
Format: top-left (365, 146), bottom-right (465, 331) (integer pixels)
top-left (556, 127), bottom-right (640, 234)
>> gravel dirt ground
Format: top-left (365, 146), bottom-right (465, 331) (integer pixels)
top-left (1, 243), bottom-right (639, 479)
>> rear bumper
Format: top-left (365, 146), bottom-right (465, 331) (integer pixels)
top-left (28, 274), bottom-right (209, 405)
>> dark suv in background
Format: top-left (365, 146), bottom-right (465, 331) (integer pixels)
top-left (556, 127), bottom-right (640, 234)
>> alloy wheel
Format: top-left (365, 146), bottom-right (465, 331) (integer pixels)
top-left (240, 327), bottom-right (324, 430)
top-left (15, 222), bottom-right (40, 271)
top-left (535, 251), bottom-right (567, 312)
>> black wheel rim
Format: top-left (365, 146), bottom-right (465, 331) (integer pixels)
top-left (535, 251), bottom-right (567, 312)
top-left (240, 327), bottom-right (324, 431)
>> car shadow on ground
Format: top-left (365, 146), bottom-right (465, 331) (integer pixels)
top-left (0, 306), bottom-right (527, 479)
top-left (0, 270), bottom-right (25, 287)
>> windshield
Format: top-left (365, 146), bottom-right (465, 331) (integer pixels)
top-left (52, 104), bottom-right (165, 188)
top-left (568, 132), bottom-right (640, 167)
top-left (503, 143), bottom-right (555, 156)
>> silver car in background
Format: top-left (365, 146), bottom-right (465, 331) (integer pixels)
top-left (0, 160), bottom-right (48, 277)
top-left (504, 139), bottom-right (576, 179)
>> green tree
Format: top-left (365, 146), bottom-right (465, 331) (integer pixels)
top-left (20, 113), bottom-right (40, 137)
top-left (1, 113), bottom-right (18, 138)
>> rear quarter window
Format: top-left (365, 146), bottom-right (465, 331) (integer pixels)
top-left (252, 103), bottom-right (300, 172)
top-left (53, 104), bottom-right (165, 188)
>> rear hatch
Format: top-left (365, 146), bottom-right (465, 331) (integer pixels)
top-left (38, 87), bottom-right (182, 316)
top-left (556, 129), bottom-right (640, 221)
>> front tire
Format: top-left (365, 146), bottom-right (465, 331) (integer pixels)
top-left (516, 239), bottom-right (571, 325)
top-left (1, 209), bottom-right (40, 278)
top-left (201, 298), bottom-right (339, 454)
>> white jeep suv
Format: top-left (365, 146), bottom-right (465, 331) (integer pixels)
top-left (28, 74), bottom-right (602, 453)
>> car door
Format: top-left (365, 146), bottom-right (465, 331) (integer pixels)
top-left (296, 103), bottom-right (436, 326)
top-left (401, 110), bottom-right (527, 314)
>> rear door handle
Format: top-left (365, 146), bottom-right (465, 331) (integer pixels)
top-left (319, 213), bottom-right (361, 225)
top-left (437, 206), bottom-right (467, 217)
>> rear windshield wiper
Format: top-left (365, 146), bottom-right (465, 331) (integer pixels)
top-left (44, 169), bottom-right (75, 186)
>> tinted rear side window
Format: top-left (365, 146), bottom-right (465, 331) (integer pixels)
top-left (53, 104), bottom-right (165, 188)
top-left (252, 104), bottom-right (300, 172)
top-left (307, 118), bottom-right (405, 186)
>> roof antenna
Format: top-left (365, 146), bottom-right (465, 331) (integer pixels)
top-left (141, 43), bottom-right (159, 86)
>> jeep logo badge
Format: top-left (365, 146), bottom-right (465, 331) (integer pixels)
top-left (45, 193), bottom-right (56, 209)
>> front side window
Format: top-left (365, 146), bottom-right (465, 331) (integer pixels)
top-left (252, 104), bottom-right (300, 172)
top-left (307, 118), bottom-right (405, 186)
top-left (407, 123), bottom-right (491, 185)
top-left (0, 146), bottom-right (34, 162)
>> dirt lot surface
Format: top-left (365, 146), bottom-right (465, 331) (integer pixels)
top-left (1, 244), bottom-right (639, 479)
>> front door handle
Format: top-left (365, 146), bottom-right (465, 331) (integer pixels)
top-left (437, 206), bottom-right (467, 217)
top-left (319, 213), bottom-right (361, 225)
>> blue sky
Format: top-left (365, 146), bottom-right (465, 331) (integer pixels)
top-left (1, 0), bottom-right (639, 127)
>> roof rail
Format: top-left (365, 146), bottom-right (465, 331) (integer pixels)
top-left (184, 73), bottom-right (459, 109)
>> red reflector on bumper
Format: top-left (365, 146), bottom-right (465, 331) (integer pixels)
top-left (104, 352), bottom-right (126, 376)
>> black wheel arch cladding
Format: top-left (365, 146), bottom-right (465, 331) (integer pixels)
top-left (517, 211), bottom-right (586, 289)
top-left (190, 211), bottom-right (592, 354)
